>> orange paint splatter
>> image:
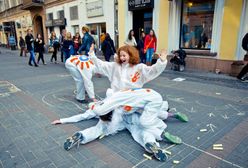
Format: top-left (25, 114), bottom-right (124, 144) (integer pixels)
top-left (86, 62), bottom-right (90, 69)
top-left (80, 62), bottom-right (84, 70)
top-left (131, 72), bottom-right (140, 83)
top-left (75, 60), bottom-right (80, 65)
top-left (123, 106), bottom-right (132, 112)
top-left (70, 57), bottom-right (78, 63)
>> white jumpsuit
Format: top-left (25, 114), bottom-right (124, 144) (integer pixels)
top-left (88, 51), bottom-right (167, 92)
top-left (65, 55), bottom-right (96, 100)
top-left (60, 89), bottom-right (170, 149)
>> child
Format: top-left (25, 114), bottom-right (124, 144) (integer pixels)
top-left (65, 55), bottom-right (97, 103)
top-left (88, 44), bottom-right (167, 93)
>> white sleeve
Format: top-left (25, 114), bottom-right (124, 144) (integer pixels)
top-left (60, 110), bottom-right (96, 124)
top-left (140, 58), bottom-right (167, 83)
top-left (88, 51), bottom-right (114, 79)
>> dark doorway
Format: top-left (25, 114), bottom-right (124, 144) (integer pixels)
top-left (132, 9), bottom-right (153, 42)
top-left (35, 16), bottom-right (44, 38)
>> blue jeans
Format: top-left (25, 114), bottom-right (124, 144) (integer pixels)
top-left (146, 48), bottom-right (154, 63)
top-left (28, 49), bottom-right (36, 65)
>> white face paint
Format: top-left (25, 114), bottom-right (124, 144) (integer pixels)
top-left (119, 51), bottom-right (130, 64)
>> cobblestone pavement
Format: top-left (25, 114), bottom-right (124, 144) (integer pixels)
top-left (0, 48), bottom-right (247, 168)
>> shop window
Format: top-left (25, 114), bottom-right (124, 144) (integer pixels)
top-left (70, 6), bottom-right (79, 20)
top-left (180, 0), bottom-right (215, 49)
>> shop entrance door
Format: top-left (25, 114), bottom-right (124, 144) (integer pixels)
top-left (132, 9), bottom-right (153, 42)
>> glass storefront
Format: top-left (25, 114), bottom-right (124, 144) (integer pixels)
top-left (180, 0), bottom-right (215, 49)
top-left (87, 23), bottom-right (106, 49)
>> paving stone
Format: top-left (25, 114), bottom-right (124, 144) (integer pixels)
top-left (0, 48), bottom-right (247, 168)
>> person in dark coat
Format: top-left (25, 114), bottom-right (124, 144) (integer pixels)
top-left (34, 34), bottom-right (46, 65)
top-left (137, 31), bottom-right (146, 63)
top-left (237, 33), bottom-right (248, 81)
top-left (25, 29), bottom-right (38, 67)
top-left (62, 32), bottom-right (74, 61)
top-left (78, 26), bottom-right (94, 56)
top-left (19, 36), bottom-right (26, 57)
top-left (101, 33), bottom-right (116, 61)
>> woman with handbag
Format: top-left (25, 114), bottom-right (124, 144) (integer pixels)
top-left (144, 29), bottom-right (157, 66)
top-left (101, 33), bottom-right (116, 61)
top-left (49, 32), bottom-right (59, 64)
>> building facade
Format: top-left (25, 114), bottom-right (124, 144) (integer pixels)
top-left (0, 0), bottom-right (33, 48)
top-left (118, 0), bottom-right (248, 74)
top-left (45, 0), bottom-right (117, 47)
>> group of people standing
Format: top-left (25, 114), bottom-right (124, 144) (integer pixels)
top-left (125, 29), bottom-right (157, 66)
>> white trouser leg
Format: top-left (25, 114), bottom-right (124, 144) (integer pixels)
top-left (79, 121), bottom-right (104, 144)
top-left (66, 64), bottom-right (85, 100)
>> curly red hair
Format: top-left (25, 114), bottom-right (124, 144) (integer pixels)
top-left (116, 45), bottom-right (140, 65)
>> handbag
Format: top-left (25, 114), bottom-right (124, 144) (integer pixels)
top-left (48, 46), bottom-right (54, 53)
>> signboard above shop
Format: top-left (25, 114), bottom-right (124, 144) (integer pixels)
top-left (128, 0), bottom-right (154, 11)
top-left (86, 0), bottom-right (104, 18)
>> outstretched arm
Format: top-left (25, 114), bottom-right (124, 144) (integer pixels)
top-left (88, 44), bottom-right (115, 79)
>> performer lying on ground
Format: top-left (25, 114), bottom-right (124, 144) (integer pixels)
top-left (51, 88), bottom-right (188, 161)
top-left (65, 55), bottom-right (97, 103)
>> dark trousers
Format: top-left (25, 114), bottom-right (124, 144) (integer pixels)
top-left (51, 47), bottom-right (58, 62)
top-left (20, 47), bottom-right (27, 56)
top-left (237, 63), bottom-right (248, 79)
top-left (61, 49), bottom-right (64, 62)
top-left (37, 51), bottom-right (45, 64)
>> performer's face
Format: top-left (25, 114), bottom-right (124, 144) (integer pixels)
top-left (119, 50), bottom-right (130, 64)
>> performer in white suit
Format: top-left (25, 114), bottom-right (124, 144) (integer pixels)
top-left (65, 55), bottom-right (97, 103)
top-left (52, 88), bottom-right (188, 161)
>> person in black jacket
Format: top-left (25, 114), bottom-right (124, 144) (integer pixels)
top-left (137, 31), bottom-right (146, 63)
top-left (19, 36), bottom-right (26, 57)
top-left (25, 29), bottom-right (38, 67)
top-left (237, 33), bottom-right (248, 81)
top-left (101, 33), bottom-right (116, 61)
top-left (34, 34), bottom-right (46, 65)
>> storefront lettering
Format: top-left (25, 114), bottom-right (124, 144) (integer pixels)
top-left (128, 0), bottom-right (153, 11)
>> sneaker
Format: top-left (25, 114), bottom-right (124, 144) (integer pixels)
top-left (64, 132), bottom-right (83, 151)
top-left (76, 99), bottom-right (88, 104)
top-left (35, 64), bottom-right (39, 67)
top-left (161, 131), bottom-right (182, 144)
top-left (145, 143), bottom-right (167, 162)
top-left (175, 112), bottom-right (188, 122)
top-left (28, 63), bottom-right (33, 66)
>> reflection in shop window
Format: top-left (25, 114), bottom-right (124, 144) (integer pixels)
top-left (180, 0), bottom-right (215, 49)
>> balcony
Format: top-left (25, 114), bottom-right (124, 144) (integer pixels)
top-left (21, 0), bottom-right (44, 10)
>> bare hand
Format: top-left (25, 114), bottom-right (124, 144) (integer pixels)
top-left (90, 44), bottom-right (95, 52)
top-left (51, 120), bottom-right (61, 125)
top-left (159, 49), bottom-right (167, 62)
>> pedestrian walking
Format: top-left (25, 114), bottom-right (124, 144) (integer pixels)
top-left (101, 33), bottom-right (116, 61)
top-left (73, 32), bottom-right (81, 55)
top-left (78, 26), bottom-right (95, 56)
top-left (144, 29), bottom-right (157, 66)
top-left (25, 29), bottom-right (38, 67)
top-left (19, 36), bottom-right (27, 57)
top-left (124, 29), bottom-right (137, 47)
top-left (137, 31), bottom-right (146, 63)
top-left (237, 32), bottom-right (248, 81)
top-left (49, 32), bottom-right (59, 64)
top-left (59, 29), bottom-right (66, 62)
top-left (34, 34), bottom-right (46, 65)
top-left (62, 32), bottom-right (74, 61)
